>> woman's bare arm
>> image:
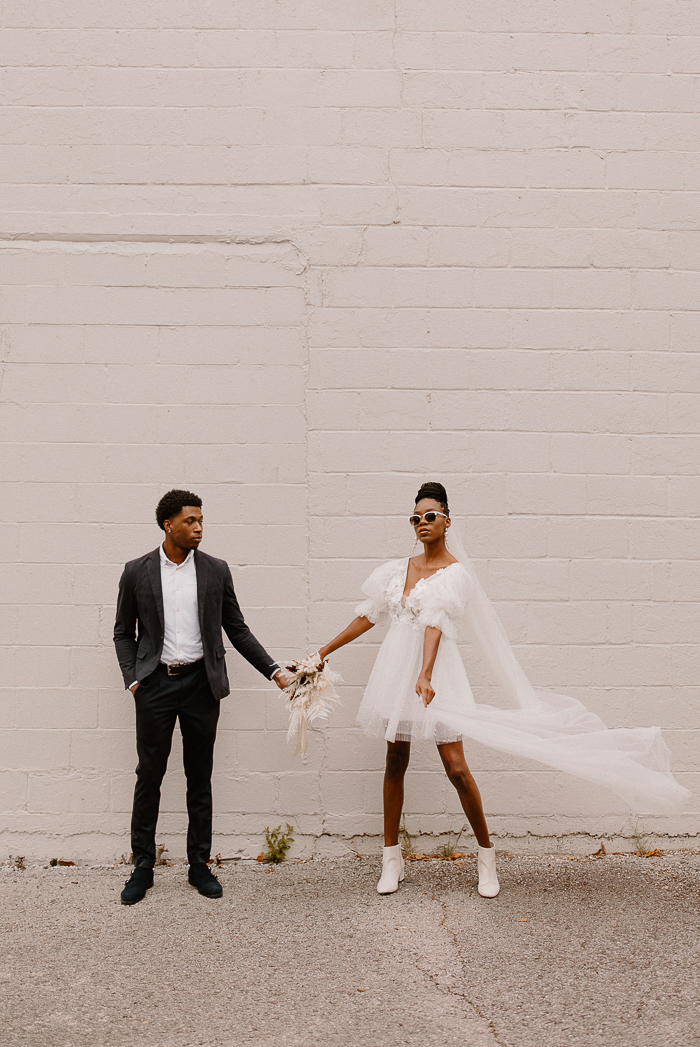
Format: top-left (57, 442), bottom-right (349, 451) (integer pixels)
top-left (318, 616), bottom-right (375, 661)
top-left (416, 626), bottom-right (442, 707)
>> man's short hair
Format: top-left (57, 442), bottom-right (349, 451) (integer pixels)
top-left (156, 489), bottom-right (202, 531)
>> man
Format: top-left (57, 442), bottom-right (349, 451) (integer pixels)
top-left (113, 489), bottom-right (291, 905)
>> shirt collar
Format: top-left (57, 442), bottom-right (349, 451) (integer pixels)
top-left (160, 543), bottom-right (195, 569)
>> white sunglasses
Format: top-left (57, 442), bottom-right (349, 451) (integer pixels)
top-left (409, 511), bottom-right (449, 526)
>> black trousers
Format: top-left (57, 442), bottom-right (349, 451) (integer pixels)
top-left (131, 662), bottom-right (220, 869)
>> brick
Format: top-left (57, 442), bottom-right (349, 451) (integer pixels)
top-left (551, 434), bottom-right (631, 475)
top-left (359, 226), bottom-right (430, 266)
top-left (434, 390), bottom-right (665, 435)
top-left (566, 643), bottom-right (673, 688)
top-left (630, 519), bottom-right (700, 561)
top-left (670, 393), bottom-right (700, 434)
top-left (465, 516), bottom-right (548, 558)
top-left (669, 36), bottom-right (700, 74)
top-left (608, 151), bottom-right (700, 192)
top-left (550, 270), bottom-right (632, 310)
top-left (308, 306), bottom-right (511, 349)
top-left (0, 648), bottom-right (71, 688)
top-left (508, 305), bottom-right (666, 356)
top-left (69, 728), bottom-right (135, 772)
top-left (586, 476), bottom-right (667, 516)
top-left (397, 187), bottom-right (481, 226)
top-left (318, 186), bottom-right (397, 223)
top-left (309, 348), bottom-right (472, 390)
top-left (432, 32), bottom-right (588, 72)
top-left (423, 110), bottom-right (503, 150)
top-left (27, 772), bottom-right (110, 814)
top-left (474, 269), bottom-right (553, 309)
top-left (396, 0), bottom-right (632, 34)
top-left (0, 729), bottom-right (70, 770)
top-left (505, 475), bottom-right (588, 515)
top-left (589, 35), bottom-right (670, 73)
top-left (632, 603), bottom-right (700, 645)
top-left (0, 770), bottom-right (27, 811)
top-left (570, 560), bottom-right (658, 601)
top-left (307, 146), bottom-right (388, 186)
top-left (429, 227), bottom-right (510, 267)
top-left (486, 558), bottom-right (570, 602)
top-left (469, 432), bottom-right (551, 473)
top-left (0, 563), bottom-right (75, 604)
top-left (324, 267), bottom-right (473, 308)
top-left (308, 430), bottom-right (470, 475)
top-left (238, 0), bottom-right (395, 31)
top-left (390, 147), bottom-right (526, 189)
top-left (18, 523), bottom-right (103, 564)
top-left (526, 149), bottom-right (606, 190)
top-left (547, 517), bottom-right (629, 559)
top-left (632, 436), bottom-right (700, 476)
top-left (277, 773), bottom-right (321, 815)
top-left (16, 605), bottom-right (98, 647)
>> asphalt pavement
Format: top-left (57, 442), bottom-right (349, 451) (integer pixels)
top-left (1, 850), bottom-right (698, 1047)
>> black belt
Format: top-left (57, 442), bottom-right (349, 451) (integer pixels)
top-left (157, 659), bottom-right (203, 678)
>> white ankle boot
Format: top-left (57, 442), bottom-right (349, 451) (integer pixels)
top-left (477, 844), bottom-right (500, 898)
top-left (376, 844), bottom-right (405, 895)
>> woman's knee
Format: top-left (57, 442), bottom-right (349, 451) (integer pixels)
top-left (385, 746), bottom-right (410, 778)
top-left (444, 762), bottom-right (474, 791)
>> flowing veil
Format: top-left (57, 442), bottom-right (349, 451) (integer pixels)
top-left (423, 525), bottom-right (692, 815)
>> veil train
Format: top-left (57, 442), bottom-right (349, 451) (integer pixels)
top-left (424, 526), bottom-right (692, 816)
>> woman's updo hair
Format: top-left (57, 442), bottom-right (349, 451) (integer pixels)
top-left (415, 481), bottom-right (449, 516)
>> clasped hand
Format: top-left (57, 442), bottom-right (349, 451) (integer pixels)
top-left (416, 674), bottom-right (434, 708)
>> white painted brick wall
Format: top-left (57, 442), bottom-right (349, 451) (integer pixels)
top-left (1, 1), bottom-right (698, 858)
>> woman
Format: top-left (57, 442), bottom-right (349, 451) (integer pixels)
top-left (316, 482), bottom-right (690, 899)
top-left (317, 481), bottom-right (499, 897)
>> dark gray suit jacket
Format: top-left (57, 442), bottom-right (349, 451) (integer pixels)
top-left (113, 547), bottom-right (279, 700)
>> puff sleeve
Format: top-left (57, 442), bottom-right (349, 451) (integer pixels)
top-left (355, 559), bottom-right (401, 624)
top-left (417, 564), bottom-right (471, 640)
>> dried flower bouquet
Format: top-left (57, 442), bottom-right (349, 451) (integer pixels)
top-left (283, 652), bottom-right (342, 758)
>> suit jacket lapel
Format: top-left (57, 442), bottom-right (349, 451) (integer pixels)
top-left (195, 549), bottom-right (207, 635)
top-left (147, 547), bottom-right (164, 630)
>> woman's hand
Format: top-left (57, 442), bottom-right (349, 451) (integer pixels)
top-left (416, 674), bottom-right (435, 708)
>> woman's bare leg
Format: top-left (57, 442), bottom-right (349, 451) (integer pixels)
top-left (383, 740), bottom-right (411, 846)
top-left (437, 740), bottom-right (491, 848)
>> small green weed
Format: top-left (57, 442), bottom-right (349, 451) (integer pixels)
top-left (433, 826), bottom-right (467, 859)
top-left (398, 816), bottom-right (416, 858)
top-left (258, 823), bottom-right (294, 864)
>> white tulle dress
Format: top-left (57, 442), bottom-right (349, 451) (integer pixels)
top-left (354, 556), bottom-right (691, 815)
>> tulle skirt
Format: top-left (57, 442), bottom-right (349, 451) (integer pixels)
top-left (356, 621), bottom-right (691, 815)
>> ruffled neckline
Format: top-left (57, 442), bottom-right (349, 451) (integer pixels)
top-left (396, 557), bottom-right (462, 608)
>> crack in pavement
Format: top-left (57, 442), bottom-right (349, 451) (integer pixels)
top-left (407, 885), bottom-right (510, 1047)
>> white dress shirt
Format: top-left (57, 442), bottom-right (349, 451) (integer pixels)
top-left (159, 544), bottom-right (203, 664)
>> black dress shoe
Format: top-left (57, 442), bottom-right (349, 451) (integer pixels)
top-left (120, 867), bottom-right (154, 905)
top-left (188, 863), bottom-right (223, 898)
